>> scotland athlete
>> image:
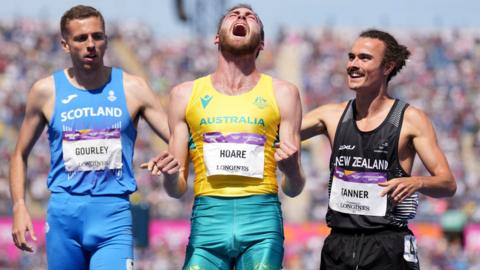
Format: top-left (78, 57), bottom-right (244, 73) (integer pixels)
top-left (9, 5), bottom-right (178, 270)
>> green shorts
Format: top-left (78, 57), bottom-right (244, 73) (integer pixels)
top-left (183, 194), bottom-right (284, 270)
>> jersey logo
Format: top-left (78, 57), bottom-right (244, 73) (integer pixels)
top-left (253, 96), bottom-right (267, 109)
top-left (107, 90), bottom-right (117, 102)
top-left (201, 95), bottom-right (213, 108)
top-left (61, 94), bottom-right (78, 104)
top-left (339, 145), bottom-right (355, 150)
top-left (374, 141), bottom-right (389, 154)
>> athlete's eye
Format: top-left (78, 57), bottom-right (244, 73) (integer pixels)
top-left (92, 33), bottom-right (106, 41)
top-left (358, 53), bottom-right (373, 61)
top-left (74, 34), bottom-right (88, 42)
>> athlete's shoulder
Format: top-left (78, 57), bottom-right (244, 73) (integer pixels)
top-left (23, 74), bottom-right (55, 116)
top-left (170, 80), bottom-right (195, 100)
top-left (402, 103), bottom-right (434, 136)
top-left (302, 102), bottom-right (348, 140)
top-left (271, 77), bottom-right (299, 95)
top-left (325, 101), bottom-right (349, 111)
top-left (310, 101), bottom-right (349, 117)
top-left (169, 80), bottom-right (195, 118)
top-left (403, 104), bottom-right (430, 123)
top-left (307, 101), bottom-right (348, 125)
top-left (122, 71), bottom-right (149, 92)
top-left (30, 74), bottom-right (55, 100)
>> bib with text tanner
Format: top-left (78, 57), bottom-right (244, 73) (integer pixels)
top-left (329, 167), bottom-right (387, 216)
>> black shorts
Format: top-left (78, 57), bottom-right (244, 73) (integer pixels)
top-left (320, 227), bottom-right (420, 270)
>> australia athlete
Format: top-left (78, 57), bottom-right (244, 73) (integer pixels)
top-left (144, 4), bottom-right (305, 270)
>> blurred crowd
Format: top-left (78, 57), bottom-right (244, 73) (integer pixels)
top-left (0, 18), bottom-right (480, 269)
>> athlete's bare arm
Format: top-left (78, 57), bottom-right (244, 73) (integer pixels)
top-left (379, 106), bottom-right (456, 202)
top-left (162, 81), bottom-right (192, 197)
top-left (9, 76), bottom-right (54, 252)
top-left (273, 79), bottom-right (305, 197)
top-left (142, 81), bottom-right (191, 198)
top-left (300, 103), bottom-right (347, 143)
top-left (123, 72), bottom-right (169, 142)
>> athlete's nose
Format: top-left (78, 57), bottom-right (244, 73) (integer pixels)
top-left (86, 35), bottom-right (96, 50)
top-left (347, 56), bottom-right (360, 69)
top-left (236, 13), bottom-right (247, 21)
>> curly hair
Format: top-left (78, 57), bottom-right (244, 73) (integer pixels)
top-left (359, 29), bottom-right (411, 83)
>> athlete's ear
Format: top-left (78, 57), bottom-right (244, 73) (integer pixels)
top-left (259, 39), bottom-right (265, 51)
top-left (61, 38), bottom-right (70, 53)
top-left (214, 33), bottom-right (220, 45)
top-left (383, 61), bottom-right (395, 77)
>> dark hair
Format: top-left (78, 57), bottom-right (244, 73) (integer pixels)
top-left (216, 3), bottom-right (264, 42)
top-left (359, 29), bottom-right (411, 83)
top-left (60, 5), bottom-right (105, 38)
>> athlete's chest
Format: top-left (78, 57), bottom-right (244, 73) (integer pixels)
top-left (56, 88), bottom-right (128, 123)
top-left (333, 124), bottom-right (398, 171)
top-left (188, 93), bottom-right (279, 132)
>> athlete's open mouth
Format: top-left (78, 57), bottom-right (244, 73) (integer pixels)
top-left (233, 24), bottom-right (247, 37)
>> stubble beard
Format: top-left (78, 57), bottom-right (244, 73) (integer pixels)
top-left (218, 29), bottom-right (261, 56)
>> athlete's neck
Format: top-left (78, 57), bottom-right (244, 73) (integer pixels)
top-left (354, 91), bottom-right (394, 120)
top-left (212, 52), bottom-right (260, 95)
top-left (66, 66), bottom-right (111, 90)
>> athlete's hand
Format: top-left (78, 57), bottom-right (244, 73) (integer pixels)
top-left (275, 141), bottom-right (300, 176)
top-left (275, 141), bottom-right (305, 197)
top-left (379, 177), bottom-right (424, 204)
top-left (140, 151), bottom-right (180, 175)
top-left (12, 201), bottom-right (37, 252)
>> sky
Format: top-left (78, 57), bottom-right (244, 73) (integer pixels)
top-left (2, 0), bottom-right (480, 38)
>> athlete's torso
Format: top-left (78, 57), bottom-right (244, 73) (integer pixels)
top-left (186, 74), bottom-right (280, 197)
top-left (47, 68), bottom-right (137, 195)
top-left (327, 99), bottom-right (419, 229)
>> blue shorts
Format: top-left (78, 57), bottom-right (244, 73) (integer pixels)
top-left (46, 193), bottom-right (133, 270)
top-left (183, 194), bottom-right (284, 270)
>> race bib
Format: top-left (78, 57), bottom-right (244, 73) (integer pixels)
top-left (329, 167), bottom-right (387, 216)
top-left (62, 128), bottom-right (122, 172)
top-left (203, 132), bottom-right (265, 178)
